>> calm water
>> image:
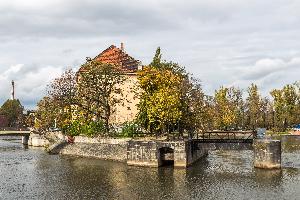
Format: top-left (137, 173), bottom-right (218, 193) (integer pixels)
top-left (1, 137), bottom-right (300, 200)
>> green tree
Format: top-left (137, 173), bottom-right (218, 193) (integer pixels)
top-left (270, 89), bottom-right (285, 131)
top-left (282, 84), bottom-right (298, 128)
top-left (245, 84), bottom-right (262, 130)
top-left (138, 66), bottom-right (184, 134)
top-left (229, 87), bottom-right (244, 130)
top-left (35, 69), bottom-right (77, 132)
top-left (35, 96), bottom-right (58, 132)
top-left (0, 99), bottom-right (24, 127)
top-left (270, 84), bottom-right (299, 131)
top-left (137, 47), bottom-right (189, 137)
top-left (77, 60), bottom-right (126, 135)
top-left (213, 87), bottom-right (236, 130)
top-left (181, 77), bottom-right (213, 135)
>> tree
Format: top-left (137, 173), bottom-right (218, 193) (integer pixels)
top-left (229, 87), bottom-right (244, 130)
top-left (137, 47), bottom-right (188, 136)
top-left (0, 99), bottom-right (24, 127)
top-left (282, 84), bottom-right (298, 128)
top-left (47, 69), bottom-right (77, 128)
top-left (270, 84), bottom-right (299, 131)
top-left (213, 87), bottom-right (236, 130)
top-left (245, 84), bottom-right (262, 129)
top-left (181, 77), bottom-right (213, 135)
top-left (34, 69), bottom-right (77, 132)
top-left (34, 96), bottom-right (58, 132)
top-left (137, 66), bottom-right (184, 134)
top-left (77, 60), bottom-right (126, 134)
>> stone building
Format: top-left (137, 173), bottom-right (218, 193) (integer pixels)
top-left (78, 43), bottom-right (142, 124)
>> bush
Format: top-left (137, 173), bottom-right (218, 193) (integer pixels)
top-left (119, 121), bottom-right (143, 138)
top-left (62, 120), bottom-right (105, 137)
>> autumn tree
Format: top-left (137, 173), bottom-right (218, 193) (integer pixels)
top-left (229, 87), bottom-right (245, 130)
top-left (245, 84), bottom-right (262, 129)
top-left (0, 99), bottom-right (24, 127)
top-left (181, 77), bottom-right (213, 135)
top-left (213, 87), bottom-right (236, 130)
top-left (34, 69), bottom-right (77, 132)
top-left (48, 69), bottom-right (77, 128)
top-left (34, 96), bottom-right (58, 132)
top-left (77, 60), bottom-right (126, 134)
top-left (137, 66), bottom-right (184, 134)
top-left (282, 84), bottom-right (298, 127)
top-left (137, 47), bottom-right (188, 136)
top-left (270, 84), bottom-right (299, 131)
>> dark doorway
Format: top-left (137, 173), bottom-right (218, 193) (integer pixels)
top-left (159, 147), bottom-right (174, 167)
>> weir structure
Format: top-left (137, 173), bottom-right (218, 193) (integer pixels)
top-left (127, 131), bottom-right (257, 168)
top-left (0, 129), bottom-right (283, 169)
top-left (0, 129), bottom-right (31, 144)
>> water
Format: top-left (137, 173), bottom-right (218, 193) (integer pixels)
top-left (1, 137), bottom-right (300, 200)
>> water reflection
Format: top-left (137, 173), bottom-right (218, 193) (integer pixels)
top-left (1, 138), bottom-right (300, 200)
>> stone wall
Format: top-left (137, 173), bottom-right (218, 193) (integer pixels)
top-left (127, 140), bottom-right (158, 167)
top-left (127, 140), bottom-right (208, 168)
top-left (59, 137), bottom-right (130, 162)
top-left (204, 142), bottom-right (253, 150)
top-left (28, 134), bottom-right (49, 147)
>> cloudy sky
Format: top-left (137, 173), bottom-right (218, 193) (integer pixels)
top-left (1, 0), bottom-right (300, 109)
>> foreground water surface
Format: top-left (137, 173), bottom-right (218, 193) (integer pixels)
top-left (1, 137), bottom-right (300, 200)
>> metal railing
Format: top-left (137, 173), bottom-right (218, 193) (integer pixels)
top-left (194, 130), bottom-right (256, 143)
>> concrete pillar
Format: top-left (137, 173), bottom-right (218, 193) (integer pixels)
top-left (253, 139), bottom-right (281, 169)
top-left (22, 135), bottom-right (29, 145)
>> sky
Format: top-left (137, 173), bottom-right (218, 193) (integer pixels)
top-left (1, 0), bottom-right (300, 109)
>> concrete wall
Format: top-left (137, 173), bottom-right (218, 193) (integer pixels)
top-left (253, 139), bottom-right (281, 169)
top-left (59, 137), bottom-right (130, 162)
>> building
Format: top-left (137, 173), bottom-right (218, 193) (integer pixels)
top-left (78, 43), bottom-right (142, 124)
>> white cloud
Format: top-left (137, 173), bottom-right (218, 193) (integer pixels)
top-left (0, 64), bottom-right (64, 109)
top-left (229, 57), bottom-right (300, 96)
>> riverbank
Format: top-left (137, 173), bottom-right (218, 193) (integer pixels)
top-left (27, 132), bottom-right (300, 169)
top-left (29, 132), bottom-right (209, 168)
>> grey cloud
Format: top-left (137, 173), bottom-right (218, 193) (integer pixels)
top-left (1, 0), bottom-right (300, 108)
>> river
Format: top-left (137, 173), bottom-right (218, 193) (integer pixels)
top-left (1, 137), bottom-right (300, 200)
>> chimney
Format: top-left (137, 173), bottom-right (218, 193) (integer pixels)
top-left (11, 80), bottom-right (15, 100)
top-left (121, 42), bottom-right (124, 51)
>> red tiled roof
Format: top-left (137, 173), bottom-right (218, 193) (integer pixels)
top-left (79, 44), bottom-right (141, 73)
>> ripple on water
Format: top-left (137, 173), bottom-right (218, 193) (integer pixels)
top-left (1, 139), bottom-right (300, 200)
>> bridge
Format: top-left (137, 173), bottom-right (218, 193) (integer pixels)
top-left (194, 130), bottom-right (256, 143)
top-left (127, 130), bottom-right (257, 168)
top-left (190, 130), bottom-right (256, 151)
top-left (0, 130), bottom-right (31, 136)
top-left (0, 128), bottom-right (31, 144)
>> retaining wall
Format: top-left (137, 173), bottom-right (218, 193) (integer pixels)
top-left (127, 140), bottom-right (208, 167)
top-left (59, 137), bottom-right (130, 162)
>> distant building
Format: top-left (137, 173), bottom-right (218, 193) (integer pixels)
top-left (291, 124), bottom-right (300, 135)
top-left (78, 43), bottom-right (143, 124)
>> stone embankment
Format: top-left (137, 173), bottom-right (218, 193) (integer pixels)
top-left (58, 136), bottom-right (130, 162)
top-left (27, 131), bottom-right (209, 168)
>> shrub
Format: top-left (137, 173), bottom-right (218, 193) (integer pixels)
top-left (119, 121), bottom-right (143, 138)
top-left (62, 120), bottom-right (105, 137)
